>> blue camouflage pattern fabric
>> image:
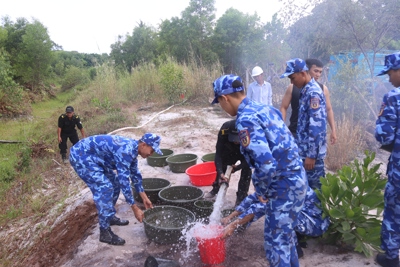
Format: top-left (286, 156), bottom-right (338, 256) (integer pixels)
top-left (297, 78), bottom-right (327, 189)
top-left (211, 74), bottom-right (244, 104)
top-left (140, 132), bottom-right (162, 155)
top-left (375, 87), bottom-right (400, 260)
top-left (377, 52), bottom-right (400, 76)
top-left (236, 97), bottom-right (307, 267)
top-left (69, 135), bottom-right (145, 229)
top-left (280, 58), bottom-right (309, 78)
top-left (236, 187), bottom-right (330, 238)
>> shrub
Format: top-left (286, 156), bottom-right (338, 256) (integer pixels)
top-left (159, 59), bottom-right (184, 104)
top-left (61, 66), bottom-right (90, 91)
top-left (316, 150), bottom-right (386, 257)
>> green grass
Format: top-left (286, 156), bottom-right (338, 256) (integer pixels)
top-left (0, 89), bottom-right (76, 207)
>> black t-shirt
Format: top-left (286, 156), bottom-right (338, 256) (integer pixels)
top-left (214, 120), bottom-right (249, 176)
top-left (289, 82), bottom-right (324, 134)
top-left (58, 114), bottom-right (83, 134)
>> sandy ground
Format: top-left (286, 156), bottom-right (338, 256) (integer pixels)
top-left (50, 105), bottom-right (382, 267)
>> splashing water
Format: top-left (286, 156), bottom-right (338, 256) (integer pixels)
top-left (209, 183), bottom-right (228, 224)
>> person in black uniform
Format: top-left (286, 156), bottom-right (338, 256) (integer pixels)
top-left (204, 119), bottom-right (252, 206)
top-left (58, 106), bottom-right (86, 163)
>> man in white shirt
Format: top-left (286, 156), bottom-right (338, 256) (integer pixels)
top-left (247, 66), bottom-right (273, 105)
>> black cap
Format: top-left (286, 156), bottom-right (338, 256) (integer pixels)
top-left (66, 106), bottom-right (74, 113)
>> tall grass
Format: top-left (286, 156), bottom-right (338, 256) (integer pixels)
top-left (325, 114), bottom-right (367, 171)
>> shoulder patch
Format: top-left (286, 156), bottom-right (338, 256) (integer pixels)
top-left (310, 97), bottom-right (320, 109)
top-left (61, 114), bottom-right (65, 118)
top-left (220, 127), bottom-right (229, 135)
top-left (378, 103), bottom-right (386, 117)
top-left (238, 129), bottom-right (250, 147)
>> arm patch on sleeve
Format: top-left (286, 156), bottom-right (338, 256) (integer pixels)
top-left (310, 97), bottom-right (320, 109)
top-left (239, 129), bottom-right (250, 147)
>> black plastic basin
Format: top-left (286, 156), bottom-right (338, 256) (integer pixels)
top-left (132, 178), bottom-right (171, 204)
top-left (158, 185), bottom-right (204, 212)
top-left (143, 205), bottom-right (195, 244)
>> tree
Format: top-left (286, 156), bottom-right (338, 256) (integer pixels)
top-left (110, 22), bottom-right (157, 72)
top-left (180, 0), bottom-right (218, 63)
top-left (14, 20), bottom-right (53, 90)
top-left (211, 8), bottom-right (265, 75)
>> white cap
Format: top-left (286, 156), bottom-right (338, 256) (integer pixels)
top-left (251, 66), bottom-right (263, 77)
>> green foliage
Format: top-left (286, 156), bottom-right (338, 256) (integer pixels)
top-left (91, 96), bottom-right (119, 112)
top-left (14, 20), bottom-right (53, 89)
top-left (316, 150), bottom-right (386, 257)
top-left (110, 22), bottom-right (158, 72)
top-left (1, 205), bottom-right (22, 221)
top-left (0, 49), bottom-right (28, 115)
top-left (159, 59), bottom-right (184, 104)
top-left (61, 65), bottom-right (90, 91)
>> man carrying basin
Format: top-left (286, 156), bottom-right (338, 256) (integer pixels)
top-left (221, 186), bottom-right (330, 259)
top-left (204, 119), bottom-right (252, 206)
top-left (69, 133), bottom-right (162, 245)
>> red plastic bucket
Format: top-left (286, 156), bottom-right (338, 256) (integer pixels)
top-left (194, 224), bottom-right (225, 265)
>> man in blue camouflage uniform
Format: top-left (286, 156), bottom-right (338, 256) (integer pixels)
top-left (281, 58), bottom-right (327, 190)
top-left (221, 186), bottom-right (330, 258)
top-left (375, 52), bottom-right (400, 267)
top-left (211, 74), bottom-right (307, 267)
top-left (69, 133), bottom-right (161, 246)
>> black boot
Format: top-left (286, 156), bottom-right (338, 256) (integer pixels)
top-left (296, 244), bottom-right (304, 259)
top-left (296, 232), bottom-right (308, 248)
top-left (376, 253), bottom-right (399, 267)
top-left (61, 153), bottom-right (68, 164)
top-left (110, 216), bottom-right (129, 226)
top-left (99, 227), bottom-right (125, 245)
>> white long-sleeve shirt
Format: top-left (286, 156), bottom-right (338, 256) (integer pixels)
top-left (247, 81), bottom-right (273, 106)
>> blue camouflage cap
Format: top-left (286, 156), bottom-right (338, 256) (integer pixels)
top-left (280, 58), bottom-right (309, 78)
top-left (377, 52), bottom-right (400, 76)
top-left (140, 133), bottom-right (162, 155)
top-left (211, 74), bottom-right (244, 104)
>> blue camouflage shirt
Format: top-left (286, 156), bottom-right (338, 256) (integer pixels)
top-left (297, 78), bottom-right (327, 159)
top-left (72, 135), bottom-right (144, 205)
top-left (236, 97), bottom-right (303, 198)
top-left (375, 88), bottom-right (400, 177)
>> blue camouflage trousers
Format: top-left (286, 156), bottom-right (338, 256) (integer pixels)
top-left (381, 180), bottom-right (400, 259)
top-left (305, 158), bottom-right (325, 190)
top-left (263, 170), bottom-right (307, 267)
top-left (70, 153), bottom-right (121, 230)
top-left (295, 210), bottom-right (330, 238)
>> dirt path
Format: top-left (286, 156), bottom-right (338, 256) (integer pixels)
top-left (17, 105), bottom-right (381, 267)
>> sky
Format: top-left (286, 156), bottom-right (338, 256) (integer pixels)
top-left (1, 0), bottom-right (283, 54)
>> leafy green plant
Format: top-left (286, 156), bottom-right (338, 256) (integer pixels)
top-left (316, 150), bottom-right (386, 257)
top-left (159, 60), bottom-right (184, 104)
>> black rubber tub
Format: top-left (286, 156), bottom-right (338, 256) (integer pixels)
top-left (147, 149), bottom-right (174, 167)
top-left (194, 200), bottom-right (214, 219)
top-left (158, 185), bottom-right (204, 212)
top-left (201, 152), bottom-right (216, 162)
top-left (132, 178), bottom-right (171, 204)
top-left (143, 205), bottom-right (196, 244)
top-left (166, 153), bottom-right (198, 173)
